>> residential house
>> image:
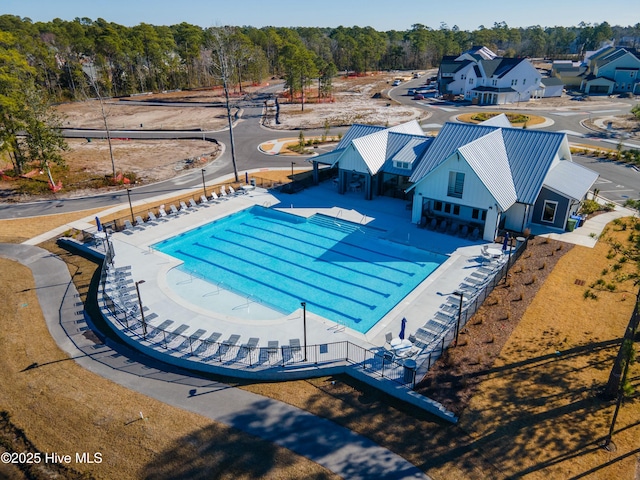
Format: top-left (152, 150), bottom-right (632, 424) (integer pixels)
top-left (408, 122), bottom-right (599, 241)
top-left (551, 60), bottom-right (587, 89)
top-left (437, 46), bottom-right (545, 105)
top-left (579, 46), bottom-right (640, 95)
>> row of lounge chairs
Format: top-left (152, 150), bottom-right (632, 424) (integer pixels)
top-left (400, 249), bottom-right (508, 353)
top-left (121, 185), bottom-right (246, 232)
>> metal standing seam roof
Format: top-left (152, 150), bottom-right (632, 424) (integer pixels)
top-left (478, 113), bottom-right (512, 128)
top-left (409, 123), bottom-right (498, 184)
top-left (501, 128), bottom-right (566, 205)
top-left (312, 121), bottom-right (426, 171)
top-left (381, 136), bottom-right (433, 175)
top-left (351, 130), bottom-right (391, 175)
top-left (543, 161), bottom-right (599, 201)
top-left (387, 119), bottom-right (426, 136)
top-left (410, 122), bottom-right (572, 207)
top-left (311, 124), bottom-right (385, 166)
top-left (458, 129), bottom-right (517, 211)
top-left (335, 124), bottom-right (386, 149)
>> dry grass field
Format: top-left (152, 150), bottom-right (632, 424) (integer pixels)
top-left (0, 193), bottom-right (638, 479)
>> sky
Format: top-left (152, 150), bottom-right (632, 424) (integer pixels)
top-left (1, 0), bottom-right (637, 31)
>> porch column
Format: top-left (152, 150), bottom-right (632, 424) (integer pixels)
top-left (365, 175), bottom-right (373, 200)
top-left (312, 161), bottom-right (319, 185)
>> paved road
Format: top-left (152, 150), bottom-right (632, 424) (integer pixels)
top-left (0, 85), bottom-right (333, 219)
top-left (1, 80), bottom-right (638, 219)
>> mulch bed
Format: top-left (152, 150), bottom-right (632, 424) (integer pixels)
top-left (415, 236), bottom-right (572, 416)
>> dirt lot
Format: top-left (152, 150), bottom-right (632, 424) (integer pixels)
top-left (268, 72), bottom-right (426, 129)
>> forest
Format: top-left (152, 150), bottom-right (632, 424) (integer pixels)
top-left (1, 14), bottom-right (639, 101)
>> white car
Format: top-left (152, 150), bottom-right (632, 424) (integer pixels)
top-left (392, 79), bottom-right (401, 86)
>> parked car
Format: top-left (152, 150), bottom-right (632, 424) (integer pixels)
top-left (392, 79), bottom-right (402, 86)
top-left (413, 93), bottom-right (424, 100)
top-left (407, 88), bottom-right (415, 95)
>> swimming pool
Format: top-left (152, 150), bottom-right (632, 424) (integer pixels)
top-left (153, 206), bottom-right (445, 333)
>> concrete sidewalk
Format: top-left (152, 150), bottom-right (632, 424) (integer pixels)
top-left (0, 242), bottom-right (429, 480)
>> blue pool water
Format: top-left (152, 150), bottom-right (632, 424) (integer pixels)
top-left (153, 206), bottom-right (445, 333)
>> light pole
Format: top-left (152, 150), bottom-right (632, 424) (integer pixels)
top-left (454, 291), bottom-right (464, 346)
top-left (126, 188), bottom-right (135, 223)
top-left (135, 280), bottom-right (147, 339)
top-left (201, 169), bottom-right (207, 198)
top-left (301, 301), bottom-right (307, 361)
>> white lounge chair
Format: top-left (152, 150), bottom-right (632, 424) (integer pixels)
top-left (228, 185), bottom-right (237, 195)
top-left (210, 191), bottom-right (219, 202)
top-left (179, 201), bottom-right (190, 212)
top-left (220, 186), bottom-right (228, 197)
top-left (200, 194), bottom-right (209, 205)
top-left (135, 216), bottom-right (146, 227)
top-left (158, 205), bottom-right (167, 217)
top-left (189, 198), bottom-right (199, 208)
top-left (169, 204), bottom-right (180, 215)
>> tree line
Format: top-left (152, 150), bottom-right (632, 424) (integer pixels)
top-left (1, 15), bottom-right (639, 177)
top-left (1, 15), bottom-right (639, 102)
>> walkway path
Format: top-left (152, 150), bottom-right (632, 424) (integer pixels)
top-left (0, 242), bottom-right (429, 480)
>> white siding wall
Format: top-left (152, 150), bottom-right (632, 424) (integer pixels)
top-left (504, 203), bottom-right (527, 232)
top-left (339, 145), bottom-right (369, 174)
top-left (412, 154), bottom-right (498, 241)
top-left (498, 61), bottom-right (541, 100)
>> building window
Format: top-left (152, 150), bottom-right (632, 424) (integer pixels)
top-left (393, 161), bottom-right (410, 170)
top-left (523, 78), bottom-right (526, 85)
top-left (511, 79), bottom-right (518, 86)
top-left (542, 200), bottom-right (558, 223)
top-left (469, 78), bottom-right (474, 84)
top-left (434, 201), bottom-right (442, 211)
top-left (447, 171), bottom-right (465, 198)
top-left (472, 208), bottom-right (479, 219)
top-left (444, 203), bottom-right (451, 214)
top-left (453, 204), bottom-right (460, 215)
top-left (481, 210), bottom-right (487, 221)
top-left (461, 74), bottom-right (466, 80)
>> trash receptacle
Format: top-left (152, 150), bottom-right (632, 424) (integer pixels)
top-left (566, 218), bottom-right (577, 232)
top-left (250, 178), bottom-right (256, 187)
top-left (403, 359), bottom-right (416, 385)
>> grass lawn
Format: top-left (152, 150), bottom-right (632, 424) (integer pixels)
top-left (0, 182), bottom-right (638, 479)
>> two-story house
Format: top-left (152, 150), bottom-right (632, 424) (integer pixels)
top-left (437, 46), bottom-right (544, 105)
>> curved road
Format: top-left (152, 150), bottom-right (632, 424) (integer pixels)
top-left (388, 75), bottom-right (640, 204)
top-left (2, 80), bottom-right (639, 218)
top-left (0, 86), bottom-right (334, 219)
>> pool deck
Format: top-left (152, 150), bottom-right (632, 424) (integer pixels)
top-left (105, 182), bottom-right (491, 356)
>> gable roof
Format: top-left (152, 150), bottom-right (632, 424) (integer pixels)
top-left (481, 57), bottom-right (524, 78)
top-left (501, 128), bottom-right (566, 204)
top-left (458, 129), bottom-right (517, 210)
top-left (382, 135), bottom-right (433, 175)
top-left (543, 161), bottom-right (599, 200)
top-left (410, 122), bottom-right (568, 205)
top-left (410, 123), bottom-right (498, 183)
top-left (479, 113), bottom-right (512, 128)
top-left (351, 121), bottom-right (426, 175)
top-left (312, 123), bottom-right (385, 166)
top-left (315, 120), bottom-right (427, 173)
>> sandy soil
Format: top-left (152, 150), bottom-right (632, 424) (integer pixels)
top-left (265, 72), bottom-right (427, 129)
top-left (63, 137), bottom-right (219, 183)
top-left (2, 74), bottom-right (637, 203)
